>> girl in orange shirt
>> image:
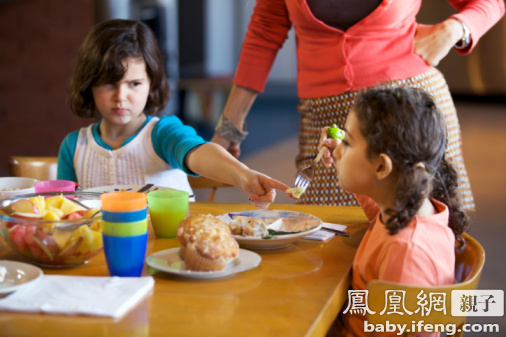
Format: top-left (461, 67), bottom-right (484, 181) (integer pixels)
top-left (319, 86), bottom-right (468, 337)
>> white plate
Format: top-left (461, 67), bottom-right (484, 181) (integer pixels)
top-left (217, 210), bottom-right (322, 250)
top-left (84, 185), bottom-right (172, 194)
top-left (0, 260), bottom-right (43, 294)
top-left (146, 248), bottom-right (261, 279)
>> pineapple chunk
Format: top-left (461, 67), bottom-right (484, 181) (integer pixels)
top-left (43, 210), bottom-right (62, 221)
top-left (59, 197), bottom-right (85, 215)
top-left (53, 228), bottom-right (73, 250)
top-left (46, 205), bottom-right (64, 219)
top-left (45, 195), bottom-right (65, 209)
top-left (29, 196), bottom-right (47, 215)
top-left (70, 225), bottom-right (103, 253)
top-left (89, 219), bottom-right (102, 232)
top-left (83, 208), bottom-right (100, 219)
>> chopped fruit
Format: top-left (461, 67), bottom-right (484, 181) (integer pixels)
top-left (286, 187), bottom-right (306, 199)
top-left (83, 208), bottom-right (100, 218)
top-left (89, 219), bottom-right (102, 232)
top-left (29, 196), bottom-right (47, 215)
top-left (11, 212), bottom-right (43, 219)
top-left (10, 199), bottom-right (38, 214)
top-left (57, 237), bottom-right (83, 258)
top-left (59, 197), bottom-right (85, 215)
top-left (2, 194), bottom-right (103, 266)
top-left (43, 210), bottom-right (62, 221)
top-left (52, 228), bottom-right (74, 250)
top-left (62, 210), bottom-right (87, 220)
top-left (46, 205), bottom-right (64, 219)
top-left (45, 194), bottom-right (65, 209)
top-left (70, 225), bottom-right (103, 254)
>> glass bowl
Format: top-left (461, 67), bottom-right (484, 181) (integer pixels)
top-left (0, 191), bottom-right (103, 267)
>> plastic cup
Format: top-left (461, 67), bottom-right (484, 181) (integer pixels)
top-left (102, 208), bottom-right (148, 223)
top-left (100, 191), bottom-right (147, 212)
top-left (147, 189), bottom-right (189, 238)
top-left (34, 180), bottom-right (75, 193)
top-left (102, 219), bottom-right (149, 237)
top-left (102, 232), bottom-right (148, 277)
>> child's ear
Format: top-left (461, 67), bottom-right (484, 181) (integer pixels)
top-left (375, 153), bottom-right (393, 180)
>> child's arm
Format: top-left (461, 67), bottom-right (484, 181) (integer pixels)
top-left (185, 142), bottom-right (290, 209)
top-left (56, 133), bottom-right (79, 182)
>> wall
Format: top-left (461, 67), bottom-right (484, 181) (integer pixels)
top-left (0, 0), bottom-right (95, 176)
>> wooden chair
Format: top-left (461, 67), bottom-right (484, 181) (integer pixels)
top-left (366, 233), bottom-right (485, 337)
top-left (8, 156), bottom-right (58, 181)
top-left (187, 176), bottom-right (233, 202)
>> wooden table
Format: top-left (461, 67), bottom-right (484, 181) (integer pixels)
top-left (0, 203), bottom-right (368, 337)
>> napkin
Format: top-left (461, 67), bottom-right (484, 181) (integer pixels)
top-left (303, 222), bottom-right (349, 241)
top-left (303, 230), bottom-right (335, 241)
top-left (0, 275), bottom-right (154, 318)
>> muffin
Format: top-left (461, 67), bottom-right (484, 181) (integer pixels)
top-left (176, 214), bottom-right (230, 259)
top-left (228, 216), bottom-right (268, 237)
top-left (184, 227), bottom-right (239, 271)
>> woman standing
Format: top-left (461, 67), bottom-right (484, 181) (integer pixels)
top-left (212, 0), bottom-right (504, 209)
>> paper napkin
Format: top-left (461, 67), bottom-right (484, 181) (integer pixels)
top-left (303, 230), bottom-right (335, 241)
top-left (303, 222), bottom-right (349, 241)
top-left (0, 275), bottom-right (154, 318)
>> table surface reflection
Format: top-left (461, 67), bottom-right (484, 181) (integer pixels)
top-left (0, 202), bottom-right (368, 337)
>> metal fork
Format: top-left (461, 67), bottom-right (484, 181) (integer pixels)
top-left (294, 146), bottom-right (328, 191)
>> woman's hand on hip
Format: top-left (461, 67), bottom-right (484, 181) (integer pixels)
top-left (414, 19), bottom-right (466, 67)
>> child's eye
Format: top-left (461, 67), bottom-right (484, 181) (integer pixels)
top-left (129, 82), bottom-right (141, 87)
top-left (342, 139), bottom-right (350, 146)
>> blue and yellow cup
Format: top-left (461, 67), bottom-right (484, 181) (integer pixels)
top-left (100, 192), bottom-right (149, 277)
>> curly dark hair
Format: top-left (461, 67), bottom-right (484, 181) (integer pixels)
top-left (353, 87), bottom-right (469, 245)
top-left (69, 19), bottom-right (170, 118)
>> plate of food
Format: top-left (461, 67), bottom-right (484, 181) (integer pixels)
top-left (146, 248), bottom-right (261, 279)
top-left (0, 260), bottom-right (43, 294)
top-left (217, 210), bottom-right (322, 250)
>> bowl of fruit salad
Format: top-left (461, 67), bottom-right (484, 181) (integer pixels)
top-left (0, 191), bottom-right (103, 267)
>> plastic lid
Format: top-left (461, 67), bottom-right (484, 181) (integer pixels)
top-left (100, 191), bottom-right (147, 212)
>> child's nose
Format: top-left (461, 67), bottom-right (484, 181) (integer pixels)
top-left (114, 85), bottom-right (127, 101)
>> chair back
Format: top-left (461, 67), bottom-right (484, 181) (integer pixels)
top-left (366, 233), bottom-right (485, 337)
top-left (8, 156), bottom-right (58, 181)
top-left (187, 176), bottom-right (232, 202)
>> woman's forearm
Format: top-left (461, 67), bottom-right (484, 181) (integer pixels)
top-left (222, 84), bottom-right (258, 130)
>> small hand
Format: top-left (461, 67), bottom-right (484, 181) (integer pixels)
top-left (320, 126), bottom-right (342, 168)
top-left (242, 171), bottom-right (290, 209)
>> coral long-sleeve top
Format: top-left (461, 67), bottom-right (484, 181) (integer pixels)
top-left (339, 195), bottom-right (456, 337)
top-left (234, 0), bottom-right (505, 98)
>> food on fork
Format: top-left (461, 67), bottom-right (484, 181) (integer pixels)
top-left (285, 187), bottom-right (305, 199)
top-left (327, 124), bottom-right (345, 140)
top-left (228, 216), bottom-right (268, 237)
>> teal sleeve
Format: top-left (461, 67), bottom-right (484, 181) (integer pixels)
top-left (151, 116), bottom-right (207, 175)
top-left (57, 131), bottom-right (80, 182)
